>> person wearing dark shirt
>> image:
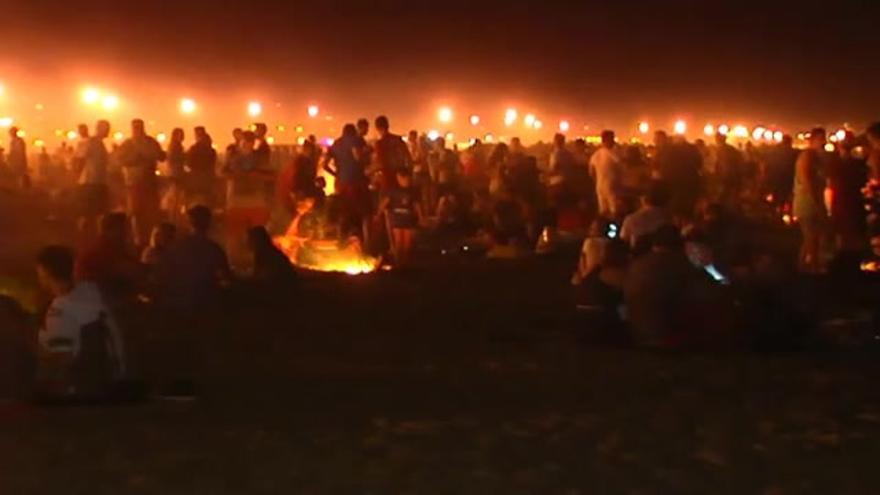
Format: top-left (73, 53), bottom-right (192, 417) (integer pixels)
top-left (761, 135), bottom-right (798, 207)
top-left (185, 126), bottom-right (217, 207)
top-left (372, 115), bottom-right (412, 192)
top-left (379, 168), bottom-right (422, 265)
top-left (829, 133), bottom-right (869, 253)
top-left (324, 123), bottom-right (370, 241)
top-left (654, 131), bottom-right (702, 220)
top-left (247, 226), bottom-right (297, 287)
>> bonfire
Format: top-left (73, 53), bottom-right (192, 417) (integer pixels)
top-left (273, 213), bottom-right (379, 275)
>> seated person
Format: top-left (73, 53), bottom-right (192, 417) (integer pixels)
top-left (620, 180), bottom-right (672, 249)
top-left (76, 212), bottom-right (143, 303)
top-left (156, 206), bottom-right (231, 313)
top-left (247, 226), bottom-right (297, 286)
top-left (572, 217), bottom-right (614, 285)
top-left (576, 239), bottom-right (629, 333)
top-left (36, 245), bottom-right (127, 397)
top-left (141, 222), bottom-right (177, 267)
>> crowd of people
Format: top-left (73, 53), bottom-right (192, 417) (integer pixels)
top-left (2, 113), bottom-right (880, 400)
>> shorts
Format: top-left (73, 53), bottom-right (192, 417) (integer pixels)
top-left (76, 184), bottom-right (110, 218)
top-left (389, 209), bottom-right (417, 229)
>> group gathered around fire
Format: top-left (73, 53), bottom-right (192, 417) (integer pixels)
top-left (2, 114), bottom-right (880, 401)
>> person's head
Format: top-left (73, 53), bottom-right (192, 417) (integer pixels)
top-left (150, 222), bottom-right (176, 249)
top-left (781, 134), bottom-right (793, 149)
top-left (95, 120), bottom-right (111, 139)
top-left (171, 127), bottom-right (184, 143)
top-left (254, 123), bottom-right (268, 138)
top-left (374, 115), bottom-right (390, 135)
top-left (240, 131), bottom-right (256, 151)
top-left (194, 126), bottom-right (207, 141)
top-left (342, 123), bottom-right (357, 139)
top-left (653, 130), bottom-right (668, 148)
top-left (601, 130), bottom-right (615, 148)
top-left (644, 180), bottom-right (670, 208)
top-left (652, 224), bottom-right (683, 252)
top-left (573, 138), bottom-right (586, 152)
top-left (510, 137), bottom-right (523, 153)
top-left (808, 127), bottom-right (827, 150)
top-left (714, 132), bottom-right (727, 146)
top-left (356, 118), bottom-right (370, 137)
top-left (187, 205), bottom-right (212, 234)
top-left (99, 212), bottom-right (129, 246)
top-left (553, 133), bottom-right (566, 149)
top-left (247, 226), bottom-right (273, 253)
top-left (296, 196), bottom-right (316, 216)
top-left (396, 167), bottom-right (413, 187)
top-left (36, 245), bottom-right (75, 296)
top-left (866, 122), bottom-right (880, 147)
top-left (232, 127), bottom-right (244, 142)
top-left (8, 127), bottom-right (17, 139)
top-left (131, 119), bottom-right (146, 138)
top-left (301, 139), bottom-right (316, 156)
top-left (408, 130), bottom-right (418, 142)
top-left (77, 123), bottom-right (89, 139)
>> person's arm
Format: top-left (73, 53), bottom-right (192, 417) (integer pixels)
top-left (321, 151), bottom-right (337, 177)
top-left (39, 301), bottom-right (78, 353)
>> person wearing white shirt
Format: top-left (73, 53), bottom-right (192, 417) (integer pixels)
top-left (620, 181), bottom-right (672, 249)
top-left (36, 245), bottom-right (126, 385)
top-left (589, 130), bottom-right (623, 217)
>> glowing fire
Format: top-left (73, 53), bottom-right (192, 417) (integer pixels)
top-left (274, 231), bottom-right (378, 275)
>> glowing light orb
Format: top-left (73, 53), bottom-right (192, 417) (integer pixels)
top-left (323, 137), bottom-right (334, 146)
top-left (66, 130), bottom-right (78, 140)
top-left (824, 143), bottom-right (835, 152)
top-left (835, 129), bottom-right (846, 142)
top-left (733, 125), bottom-right (749, 138)
top-left (101, 95), bottom-right (119, 110)
top-left (438, 107), bottom-right (453, 123)
top-left (674, 120), bottom-right (687, 135)
top-left (718, 124), bottom-right (730, 136)
top-left (558, 120), bottom-right (570, 132)
top-left (524, 114), bottom-right (536, 127)
top-left (276, 124), bottom-right (286, 132)
top-left (15, 129), bottom-right (25, 138)
top-left (180, 98), bottom-right (197, 114)
top-left (266, 136), bottom-right (275, 145)
top-left (504, 108), bottom-right (518, 126)
top-left (113, 131), bottom-right (124, 142)
top-left (307, 105), bottom-right (320, 118)
top-left (0, 117), bottom-right (13, 128)
top-left (638, 122), bottom-right (650, 134)
top-left (763, 130), bottom-right (774, 141)
top-left (445, 132), bottom-right (455, 141)
top-left (33, 139), bottom-right (44, 148)
top-left (247, 101), bottom-right (263, 117)
top-left (156, 133), bottom-right (167, 143)
top-left (752, 127), bottom-right (766, 140)
top-left (484, 133), bottom-right (495, 143)
top-left (533, 120), bottom-right (543, 130)
top-left (296, 136), bottom-right (306, 146)
top-left (469, 114), bottom-right (481, 126)
top-left (35, 103), bottom-right (44, 111)
top-left (81, 87), bottom-right (100, 105)
top-left (773, 131), bottom-right (784, 142)
top-left (427, 129), bottom-right (441, 141)
top-left (703, 124), bottom-right (715, 136)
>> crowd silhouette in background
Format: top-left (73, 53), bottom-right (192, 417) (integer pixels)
top-left (2, 114), bottom-right (880, 401)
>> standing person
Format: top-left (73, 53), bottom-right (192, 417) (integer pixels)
top-left (713, 132), bottom-right (745, 207)
top-left (654, 131), bottom-right (702, 221)
top-left (378, 168), bottom-right (423, 266)
top-left (372, 115), bottom-right (412, 192)
top-left (589, 130), bottom-right (623, 218)
top-left (270, 140), bottom-right (318, 235)
top-left (8, 127), bottom-right (28, 189)
top-left (185, 126), bottom-right (218, 207)
top-left (253, 123), bottom-right (271, 170)
top-left (408, 130), bottom-right (431, 205)
top-left (829, 133), bottom-right (868, 253)
top-left (70, 124), bottom-right (90, 180)
top-left (163, 128), bottom-right (186, 224)
top-left (224, 131), bottom-right (273, 262)
top-left (323, 123), bottom-right (370, 241)
top-left (75, 120), bottom-right (112, 243)
top-left (117, 119), bottom-right (166, 247)
top-left (762, 134), bottom-right (798, 208)
top-left (793, 128), bottom-right (830, 273)
top-left (549, 133), bottom-right (577, 208)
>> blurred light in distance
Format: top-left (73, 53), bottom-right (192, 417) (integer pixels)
top-left (156, 133), bottom-right (167, 143)
top-left (16, 129), bottom-right (25, 138)
top-left (824, 143), bottom-right (835, 152)
top-left (773, 131), bottom-right (784, 142)
top-left (35, 103), bottom-right (44, 111)
top-left (835, 129), bottom-right (846, 142)
top-left (307, 105), bottom-right (320, 118)
top-left (66, 130), bottom-right (78, 140)
top-left (266, 136), bottom-right (275, 145)
top-left (718, 124), bottom-right (730, 136)
top-left (323, 137), bottom-right (334, 146)
top-left (101, 95), bottom-right (119, 110)
top-left (504, 108), bottom-right (518, 126)
top-left (638, 122), bottom-right (650, 134)
top-left (703, 124), bottom-right (715, 136)
top-left (484, 133), bottom-right (495, 143)
top-left (674, 120), bottom-right (687, 135)
top-left (296, 136), bottom-right (306, 145)
top-left (445, 132), bottom-right (455, 141)
top-left (295, 124), bottom-right (304, 133)
top-left (276, 124), bottom-right (286, 132)
top-left (533, 120), bottom-right (543, 130)
top-left (247, 101), bottom-right (262, 117)
top-left (469, 114), bottom-right (480, 126)
top-left (33, 139), bottom-right (44, 148)
top-left (0, 117), bottom-right (13, 128)
top-left (733, 125), bottom-right (749, 138)
top-left (524, 114), bottom-right (536, 127)
top-left (438, 107), bottom-right (453, 123)
top-left (427, 129), bottom-right (440, 140)
top-left (559, 120), bottom-right (570, 132)
top-left (81, 87), bottom-right (100, 105)
top-left (752, 127), bottom-right (766, 140)
top-left (180, 98), bottom-right (197, 114)
top-left (113, 131), bottom-right (124, 142)
top-left (763, 130), bottom-right (774, 141)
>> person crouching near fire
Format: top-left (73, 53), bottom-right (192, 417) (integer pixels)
top-left (378, 168), bottom-right (423, 266)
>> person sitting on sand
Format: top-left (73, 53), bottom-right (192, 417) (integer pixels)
top-left (36, 245), bottom-right (127, 396)
top-left (141, 222), bottom-right (177, 267)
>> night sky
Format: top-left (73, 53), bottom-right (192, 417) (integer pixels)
top-left (1, 0), bottom-right (878, 133)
